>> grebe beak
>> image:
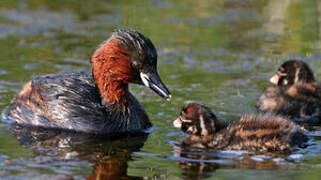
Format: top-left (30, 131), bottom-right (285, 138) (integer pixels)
top-left (140, 72), bottom-right (171, 101)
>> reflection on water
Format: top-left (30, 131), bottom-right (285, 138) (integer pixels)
top-left (173, 142), bottom-right (297, 180)
top-left (0, 0), bottom-right (321, 179)
top-left (11, 123), bottom-right (147, 180)
top-left (175, 151), bottom-right (286, 180)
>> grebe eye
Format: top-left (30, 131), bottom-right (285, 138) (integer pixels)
top-left (132, 60), bottom-right (142, 69)
top-left (181, 110), bottom-right (188, 117)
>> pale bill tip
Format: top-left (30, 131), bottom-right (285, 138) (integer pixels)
top-left (166, 94), bottom-right (172, 101)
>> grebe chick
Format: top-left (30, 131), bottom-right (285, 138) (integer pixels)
top-left (174, 102), bottom-right (307, 152)
top-left (256, 60), bottom-right (321, 125)
top-left (8, 29), bottom-right (171, 134)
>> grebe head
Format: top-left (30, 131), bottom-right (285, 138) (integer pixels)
top-left (91, 29), bottom-right (171, 102)
top-left (173, 102), bottom-right (217, 136)
top-left (114, 29), bottom-right (171, 100)
top-left (270, 60), bottom-right (315, 87)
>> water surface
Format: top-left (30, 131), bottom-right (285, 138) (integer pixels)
top-left (0, 0), bottom-right (321, 179)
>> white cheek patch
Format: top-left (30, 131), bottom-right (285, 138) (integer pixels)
top-left (199, 115), bottom-right (208, 136)
top-left (140, 72), bottom-right (150, 87)
top-left (283, 79), bottom-right (288, 85)
top-left (294, 67), bottom-right (300, 83)
top-left (187, 126), bottom-right (197, 134)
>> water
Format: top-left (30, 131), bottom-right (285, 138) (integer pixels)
top-left (0, 0), bottom-right (321, 179)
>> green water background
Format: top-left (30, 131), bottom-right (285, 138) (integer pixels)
top-left (0, 0), bottom-right (321, 179)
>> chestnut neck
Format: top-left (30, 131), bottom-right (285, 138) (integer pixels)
top-left (91, 38), bottom-right (135, 106)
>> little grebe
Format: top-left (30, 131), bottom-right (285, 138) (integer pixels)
top-left (8, 29), bottom-right (171, 134)
top-left (174, 102), bottom-right (307, 152)
top-left (256, 60), bottom-right (321, 125)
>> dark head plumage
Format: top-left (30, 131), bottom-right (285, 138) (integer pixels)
top-left (174, 102), bottom-right (308, 152)
top-left (270, 60), bottom-right (315, 86)
top-left (112, 29), bottom-right (157, 66)
top-left (174, 102), bottom-right (217, 136)
top-left (91, 29), bottom-right (171, 102)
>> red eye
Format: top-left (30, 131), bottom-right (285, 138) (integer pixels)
top-left (132, 61), bottom-right (142, 69)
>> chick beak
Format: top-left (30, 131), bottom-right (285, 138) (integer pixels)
top-left (140, 72), bottom-right (171, 101)
top-left (270, 74), bottom-right (280, 85)
top-left (173, 117), bottom-right (182, 129)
